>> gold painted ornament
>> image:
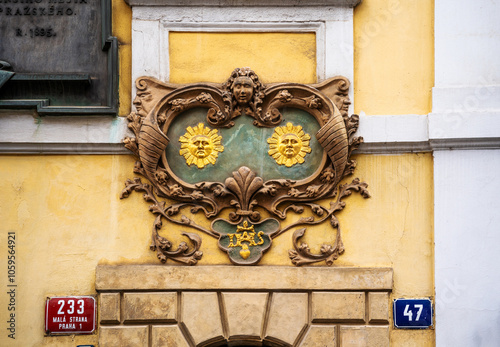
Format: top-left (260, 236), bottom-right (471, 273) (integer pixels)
top-left (179, 123), bottom-right (224, 169)
top-left (267, 122), bottom-right (311, 167)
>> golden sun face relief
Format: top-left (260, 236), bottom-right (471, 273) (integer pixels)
top-left (267, 122), bottom-right (312, 167)
top-left (179, 123), bottom-right (224, 169)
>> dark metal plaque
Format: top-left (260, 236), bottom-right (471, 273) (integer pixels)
top-left (0, 0), bottom-right (117, 115)
top-left (393, 298), bottom-right (433, 329)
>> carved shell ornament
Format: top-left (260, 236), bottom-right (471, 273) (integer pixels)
top-left (122, 68), bottom-right (369, 265)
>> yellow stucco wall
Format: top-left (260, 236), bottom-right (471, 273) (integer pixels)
top-left (169, 32), bottom-right (317, 84)
top-left (113, 0), bottom-right (132, 116)
top-left (0, 0), bottom-right (434, 345)
top-left (0, 153), bottom-right (433, 346)
top-left (354, 0), bottom-right (434, 115)
top-left (0, 155), bottom-right (435, 269)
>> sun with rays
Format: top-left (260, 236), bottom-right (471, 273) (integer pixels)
top-left (267, 122), bottom-right (312, 167)
top-left (179, 123), bottom-right (224, 169)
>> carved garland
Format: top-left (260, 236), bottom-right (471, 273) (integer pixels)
top-left (122, 68), bottom-right (369, 266)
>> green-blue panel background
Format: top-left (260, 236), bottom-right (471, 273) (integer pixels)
top-left (166, 107), bottom-right (322, 183)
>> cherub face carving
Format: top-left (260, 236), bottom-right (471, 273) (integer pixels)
top-left (232, 76), bottom-right (255, 106)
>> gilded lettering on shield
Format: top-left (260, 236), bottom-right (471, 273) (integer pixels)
top-left (227, 221), bottom-right (265, 259)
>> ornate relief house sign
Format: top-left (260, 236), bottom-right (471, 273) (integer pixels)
top-left (122, 68), bottom-right (369, 265)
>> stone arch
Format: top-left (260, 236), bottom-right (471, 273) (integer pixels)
top-left (96, 265), bottom-right (393, 347)
top-left (203, 341), bottom-right (288, 347)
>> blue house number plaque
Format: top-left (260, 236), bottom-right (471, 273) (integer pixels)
top-left (393, 298), bottom-right (433, 329)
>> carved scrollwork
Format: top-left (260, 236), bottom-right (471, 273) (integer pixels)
top-left (121, 68), bottom-right (369, 266)
top-left (287, 178), bottom-right (370, 266)
top-left (120, 177), bottom-right (205, 264)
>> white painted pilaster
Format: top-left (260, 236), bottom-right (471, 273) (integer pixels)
top-left (433, 1), bottom-right (500, 345)
top-left (434, 150), bottom-right (500, 346)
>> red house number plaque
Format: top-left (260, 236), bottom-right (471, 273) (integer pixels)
top-left (45, 296), bottom-right (96, 334)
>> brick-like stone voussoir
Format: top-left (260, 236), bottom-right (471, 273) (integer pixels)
top-left (96, 265), bottom-right (393, 291)
top-left (299, 325), bottom-right (337, 347)
top-left (222, 292), bottom-right (268, 340)
top-left (312, 292), bottom-right (365, 322)
top-left (99, 326), bottom-right (149, 347)
top-left (123, 292), bottom-right (177, 322)
top-left (340, 326), bottom-right (389, 347)
top-left (100, 292), bottom-right (120, 324)
top-left (265, 293), bottom-right (308, 346)
top-left (152, 325), bottom-right (190, 347)
top-left (181, 292), bottom-right (225, 347)
top-left (368, 292), bottom-right (389, 323)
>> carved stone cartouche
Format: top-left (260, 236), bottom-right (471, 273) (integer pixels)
top-left (122, 68), bottom-right (369, 265)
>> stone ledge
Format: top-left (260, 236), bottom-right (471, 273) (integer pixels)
top-left (125, 0), bottom-right (361, 7)
top-left (96, 265), bottom-right (393, 291)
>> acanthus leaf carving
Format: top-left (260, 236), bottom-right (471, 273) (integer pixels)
top-left (224, 166), bottom-right (264, 215)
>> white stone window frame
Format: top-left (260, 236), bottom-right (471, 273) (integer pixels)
top-left (130, 4), bottom-right (356, 110)
top-left (157, 22), bottom-right (328, 84)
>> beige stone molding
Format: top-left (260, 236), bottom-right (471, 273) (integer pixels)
top-left (96, 265), bottom-right (392, 346)
top-left (0, 142), bottom-right (129, 154)
top-left (2, 112), bottom-right (499, 154)
top-left (96, 265), bottom-right (393, 291)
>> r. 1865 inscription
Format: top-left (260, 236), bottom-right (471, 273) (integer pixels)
top-left (0, 0), bottom-right (117, 115)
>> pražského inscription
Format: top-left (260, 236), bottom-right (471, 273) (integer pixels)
top-left (0, 0), bottom-right (117, 115)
